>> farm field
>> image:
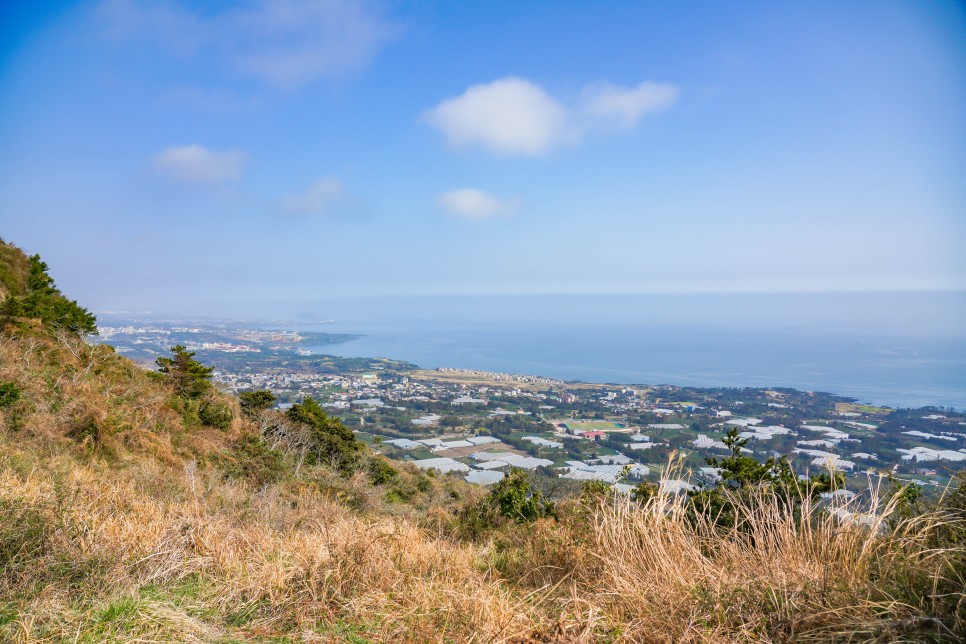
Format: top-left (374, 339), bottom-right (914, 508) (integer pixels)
top-left (558, 420), bottom-right (628, 432)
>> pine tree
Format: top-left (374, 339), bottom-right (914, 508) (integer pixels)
top-left (156, 345), bottom-right (214, 399)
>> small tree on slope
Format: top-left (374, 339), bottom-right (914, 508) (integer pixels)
top-left (156, 345), bottom-right (214, 399)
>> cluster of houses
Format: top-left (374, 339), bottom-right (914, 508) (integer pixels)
top-left (207, 352), bottom-right (966, 490)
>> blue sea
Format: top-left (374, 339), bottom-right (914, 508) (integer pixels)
top-left (284, 293), bottom-right (966, 410)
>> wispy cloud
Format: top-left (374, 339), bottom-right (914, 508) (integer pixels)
top-left (438, 188), bottom-right (519, 220)
top-left (282, 177), bottom-right (345, 215)
top-left (153, 145), bottom-right (246, 183)
top-left (93, 0), bottom-right (400, 89)
top-left (424, 77), bottom-right (680, 155)
top-left (580, 81), bottom-right (679, 128)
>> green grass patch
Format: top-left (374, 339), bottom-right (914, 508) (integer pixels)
top-left (138, 573), bottom-right (204, 604)
top-left (316, 620), bottom-right (378, 643)
top-left (0, 604), bottom-right (17, 629)
top-left (561, 420), bottom-right (626, 432)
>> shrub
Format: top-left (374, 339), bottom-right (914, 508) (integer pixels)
top-left (368, 457), bottom-right (399, 486)
top-left (67, 415), bottom-right (101, 443)
top-left (385, 488), bottom-right (409, 504)
top-left (885, 477), bottom-right (926, 529)
top-left (415, 474), bottom-right (432, 493)
top-left (199, 399), bottom-right (233, 429)
top-left (580, 479), bottom-right (613, 502)
top-left (885, 473), bottom-right (966, 637)
top-left (170, 397), bottom-right (201, 428)
top-left (0, 382), bottom-right (20, 408)
top-left (488, 468), bottom-right (555, 523)
top-left (286, 397), bottom-right (362, 473)
top-left (238, 390), bottom-right (276, 416)
top-left (224, 434), bottom-right (289, 486)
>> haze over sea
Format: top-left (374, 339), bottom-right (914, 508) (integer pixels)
top-left (272, 291), bottom-right (966, 411)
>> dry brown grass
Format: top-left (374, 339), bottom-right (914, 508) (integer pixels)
top-left (0, 450), bottom-right (544, 642)
top-left (1, 327), bottom-right (181, 443)
top-left (483, 465), bottom-right (963, 643)
top-left (2, 442), bottom-right (960, 642)
top-left (571, 487), bottom-right (940, 641)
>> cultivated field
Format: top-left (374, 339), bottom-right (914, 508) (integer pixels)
top-left (558, 420), bottom-right (627, 432)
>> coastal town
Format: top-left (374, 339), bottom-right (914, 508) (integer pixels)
top-left (99, 319), bottom-right (966, 497)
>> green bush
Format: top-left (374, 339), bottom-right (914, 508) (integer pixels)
top-left (415, 475), bottom-right (433, 493)
top-left (633, 479), bottom-right (658, 504)
top-left (224, 434), bottom-right (288, 486)
top-left (367, 458), bottom-right (399, 486)
top-left (286, 397), bottom-right (361, 473)
top-left (199, 399), bottom-right (233, 429)
top-left (239, 390), bottom-right (276, 417)
top-left (385, 484), bottom-right (416, 504)
top-left (170, 397), bottom-right (201, 428)
top-left (580, 479), bottom-right (613, 503)
top-left (67, 415), bottom-right (101, 443)
top-left (488, 468), bottom-right (555, 523)
top-left (0, 382), bottom-right (20, 408)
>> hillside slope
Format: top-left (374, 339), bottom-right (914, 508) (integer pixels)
top-left (0, 240), bottom-right (963, 643)
top-left (0, 240), bottom-right (515, 641)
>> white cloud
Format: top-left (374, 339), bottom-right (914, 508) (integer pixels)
top-left (94, 0), bottom-right (399, 89)
top-left (438, 189), bottom-right (519, 220)
top-left (581, 81), bottom-right (680, 127)
top-left (153, 145), bottom-right (246, 183)
top-left (282, 178), bottom-right (345, 215)
top-left (424, 77), bottom-right (680, 155)
top-left (423, 78), bottom-right (568, 155)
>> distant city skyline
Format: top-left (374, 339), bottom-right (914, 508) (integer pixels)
top-left (1, 0), bottom-right (964, 312)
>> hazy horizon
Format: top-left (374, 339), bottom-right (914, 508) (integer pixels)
top-left (96, 290), bottom-right (966, 338)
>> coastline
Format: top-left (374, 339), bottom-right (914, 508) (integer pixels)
top-left (308, 326), bottom-right (966, 411)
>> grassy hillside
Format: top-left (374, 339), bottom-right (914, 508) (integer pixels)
top-left (1, 241), bottom-right (963, 642)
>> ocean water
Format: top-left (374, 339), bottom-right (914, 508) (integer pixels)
top-left (287, 293), bottom-right (966, 410)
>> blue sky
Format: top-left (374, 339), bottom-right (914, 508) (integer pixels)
top-left (0, 0), bottom-right (964, 312)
